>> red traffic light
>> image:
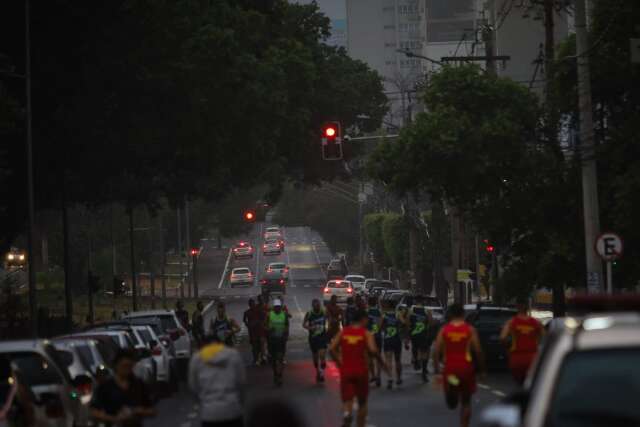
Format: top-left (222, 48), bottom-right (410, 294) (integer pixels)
top-left (486, 245), bottom-right (495, 253)
top-left (324, 126), bottom-right (336, 137)
top-left (243, 210), bottom-right (256, 222)
top-left (190, 248), bottom-right (199, 256)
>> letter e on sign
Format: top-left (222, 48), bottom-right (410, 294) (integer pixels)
top-left (595, 232), bottom-right (623, 262)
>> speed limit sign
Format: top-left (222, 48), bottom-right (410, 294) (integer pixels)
top-left (595, 232), bottom-right (623, 262)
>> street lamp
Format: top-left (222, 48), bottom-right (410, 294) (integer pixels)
top-left (396, 49), bottom-right (444, 66)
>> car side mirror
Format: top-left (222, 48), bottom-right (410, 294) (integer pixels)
top-left (478, 403), bottom-right (521, 427)
top-left (72, 374), bottom-right (93, 388)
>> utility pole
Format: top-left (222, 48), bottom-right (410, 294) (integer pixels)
top-left (158, 215), bottom-right (167, 309)
top-left (176, 206), bottom-right (184, 299)
top-left (62, 176), bottom-right (73, 331)
top-left (87, 232), bottom-right (94, 324)
top-left (482, 0), bottom-right (497, 75)
top-left (128, 207), bottom-right (138, 311)
top-left (575, 0), bottom-right (603, 293)
top-left (110, 203), bottom-right (117, 311)
top-left (185, 197), bottom-right (192, 298)
top-left (25, 0), bottom-right (38, 337)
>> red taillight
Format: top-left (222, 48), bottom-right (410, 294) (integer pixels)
top-left (324, 288), bottom-right (330, 293)
top-left (152, 346), bottom-right (162, 356)
top-left (279, 279), bottom-right (284, 284)
top-left (347, 288), bottom-right (353, 293)
top-left (260, 280), bottom-right (267, 285)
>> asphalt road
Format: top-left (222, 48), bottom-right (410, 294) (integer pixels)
top-left (150, 223), bottom-right (517, 427)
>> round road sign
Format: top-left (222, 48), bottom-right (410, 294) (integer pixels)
top-left (595, 232), bottom-right (623, 261)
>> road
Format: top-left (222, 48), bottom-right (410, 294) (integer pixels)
top-left (151, 224), bottom-right (516, 427)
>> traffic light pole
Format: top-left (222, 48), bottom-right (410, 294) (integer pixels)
top-left (192, 252), bottom-right (199, 299)
top-left (128, 207), bottom-right (138, 311)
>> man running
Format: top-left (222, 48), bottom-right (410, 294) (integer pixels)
top-left (210, 301), bottom-right (240, 346)
top-left (381, 300), bottom-right (404, 389)
top-left (366, 296), bottom-right (383, 387)
top-left (344, 297), bottom-right (357, 326)
top-left (500, 299), bottom-right (544, 385)
top-left (409, 295), bottom-right (432, 382)
top-left (433, 303), bottom-right (484, 427)
top-left (244, 298), bottom-right (265, 366)
top-left (192, 301), bottom-right (205, 348)
top-left (303, 299), bottom-right (328, 383)
top-left (266, 299), bottom-right (289, 386)
top-left (329, 310), bottom-right (389, 427)
top-left (326, 295), bottom-right (343, 340)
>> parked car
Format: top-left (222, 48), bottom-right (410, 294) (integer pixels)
top-left (0, 340), bottom-right (78, 427)
top-left (323, 280), bottom-right (354, 304)
top-left (230, 267), bottom-right (254, 287)
top-left (131, 325), bottom-right (172, 385)
top-left (122, 310), bottom-right (191, 365)
top-left (480, 297), bottom-right (640, 427)
top-left (344, 275), bottom-right (366, 293)
top-left (464, 304), bottom-right (517, 370)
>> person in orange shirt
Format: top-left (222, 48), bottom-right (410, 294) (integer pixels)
top-left (433, 303), bottom-right (484, 427)
top-left (500, 300), bottom-right (544, 385)
top-left (330, 310), bottom-right (388, 427)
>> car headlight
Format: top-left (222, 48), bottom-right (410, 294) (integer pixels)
top-left (7, 254), bottom-right (14, 260)
top-left (19, 255), bottom-right (25, 261)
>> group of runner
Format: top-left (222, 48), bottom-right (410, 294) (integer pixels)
top-left (210, 292), bottom-right (544, 427)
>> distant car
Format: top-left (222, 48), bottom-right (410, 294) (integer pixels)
top-left (479, 303), bottom-right (640, 427)
top-left (381, 289), bottom-right (409, 309)
top-left (232, 242), bottom-right (254, 259)
top-left (344, 275), bottom-right (366, 293)
top-left (230, 267), bottom-right (254, 287)
top-left (260, 271), bottom-right (287, 296)
top-left (323, 280), bottom-right (354, 304)
top-left (266, 262), bottom-right (289, 279)
top-left (4, 247), bottom-right (26, 270)
top-left (0, 340), bottom-right (78, 427)
top-left (121, 310), bottom-right (191, 364)
top-left (326, 259), bottom-right (347, 280)
top-left (264, 226), bottom-right (282, 240)
top-left (262, 239), bottom-right (282, 255)
top-left (464, 304), bottom-right (517, 370)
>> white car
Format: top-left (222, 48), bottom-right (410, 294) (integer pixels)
top-left (323, 280), bottom-right (354, 304)
top-left (0, 340), bottom-right (78, 427)
top-left (131, 325), bottom-right (171, 384)
top-left (266, 262), bottom-right (289, 279)
top-left (264, 226), bottom-right (282, 240)
top-left (344, 274), bottom-right (366, 293)
top-left (230, 267), bottom-right (254, 287)
top-left (262, 239), bottom-right (282, 255)
top-left (123, 310), bottom-right (192, 362)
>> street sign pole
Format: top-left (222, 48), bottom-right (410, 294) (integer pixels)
top-left (595, 232), bottom-right (623, 295)
top-left (606, 261), bottom-right (613, 295)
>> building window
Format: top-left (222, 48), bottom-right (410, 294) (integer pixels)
top-left (385, 60), bottom-right (397, 66)
top-left (399, 40), bottom-right (422, 50)
top-left (398, 4), bottom-right (419, 15)
top-left (384, 42), bottom-right (397, 48)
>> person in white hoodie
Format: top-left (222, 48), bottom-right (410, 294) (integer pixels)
top-left (188, 334), bottom-right (247, 427)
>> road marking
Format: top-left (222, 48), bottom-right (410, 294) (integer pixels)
top-left (217, 248), bottom-right (233, 289)
top-left (479, 383), bottom-right (507, 398)
top-left (293, 295), bottom-right (304, 318)
top-left (255, 222), bottom-right (262, 286)
top-left (304, 284), bottom-right (310, 288)
top-left (492, 390), bottom-right (506, 397)
top-left (187, 412), bottom-right (198, 419)
top-left (180, 422), bottom-right (191, 427)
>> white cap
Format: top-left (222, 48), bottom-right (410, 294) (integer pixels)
top-left (273, 299), bottom-right (283, 307)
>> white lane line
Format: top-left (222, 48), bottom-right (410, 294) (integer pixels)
top-left (478, 383), bottom-right (506, 398)
top-left (478, 384), bottom-right (491, 390)
top-left (293, 295), bottom-right (304, 318)
top-left (255, 222), bottom-right (262, 287)
top-left (492, 390), bottom-right (506, 397)
top-left (217, 248), bottom-right (233, 289)
top-left (180, 422), bottom-right (191, 427)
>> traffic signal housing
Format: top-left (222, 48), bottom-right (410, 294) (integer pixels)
top-left (243, 209), bottom-right (256, 223)
top-left (321, 121), bottom-right (343, 160)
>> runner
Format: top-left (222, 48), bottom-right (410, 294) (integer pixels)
top-left (326, 295), bottom-right (344, 340)
top-left (381, 300), bottom-right (404, 389)
top-left (408, 295), bottom-right (432, 382)
top-left (329, 310), bottom-right (389, 427)
top-left (433, 303), bottom-right (484, 427)
top-left (266, 299), bottom-right (289, 386)
top-left (243, 298), bottom-right (265, 366)
top-left (210, 301), bottom-right (240, 346)
top-left (344, 297), bottom-right (357, 326)
top-left (303, 298), bottom-right (328, 383)
top-left (175, 300), bottom-right (190, 331)
top-left (366, 296), bottom-right (383, 387)
top-left (499, 299), bottom-right (544, 385)
top-left (192, 301), bottom-right (205, 348)
top-left (256, 295), bottom-right (269, 364)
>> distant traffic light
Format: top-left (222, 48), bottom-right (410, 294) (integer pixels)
top-left (483, 239), bottom-right (495, 253)
top-left (321, 121), bottom-right (343, 160)
top-left (243, 209), bottom-right (256, 222)
top-left (190, 248), bottom-right (199, 256)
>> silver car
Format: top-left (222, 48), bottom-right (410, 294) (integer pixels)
top-left (123, 310), bottom-right (191, 363)
top-left (262, 239), bottom-right (282, 255)
top-left (132, 325), bottom-right (171, 384)
top-left (0, 340), bottom-right (77, 427)
top-left (230, 267), bottom-right (254, 287)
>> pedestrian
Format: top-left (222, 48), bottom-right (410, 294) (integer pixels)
top-left (381, 299), bottom-right (404, 389)
top-left (266, 299), bottom-right (289, 386)
top-left (175, 300), bottom-right (190, 331)
top-left (210, 301), bottom-right (240, 346)
top-left (188, 333), bottom-right (246, 427)
top-left (326, 295), bottom-right (343, 340)
top-left (366, 296), bottom-right (383, 387)
top-left (243, 298), bottom-right (265, 366)
top-left (433, 303), bottom-right (484, 427)
top-left (499, 299), bottom-right (544, 385)
top-left (1, 356), bottom-right (35, 427)
top-left (329, 309), bottom-right (389, 427)
top-left (90, 349), bottom-right (156, 427)
top-left (344, 297), bottom-right (357, 326)
top-left (192, 301), bottom-right (205, 348)
top-left (303, 298), bottom-right (328, 383)
top-left (256, 295), bottom-right (269, 364)
top-left (408, 295), bottom-right (433, 382)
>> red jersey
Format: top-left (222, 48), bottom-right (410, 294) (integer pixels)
top-left (442, 321), bottom-right (474, 372)
top-left (509, 315), bottom-right (542, 354)
top-left (340, 325), bottom-right (368, 377)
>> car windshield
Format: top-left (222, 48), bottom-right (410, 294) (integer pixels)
top-left (475, 310), bottom-right (516, 328)
top-left (234, 268), bottom-right (250, 274)
top-left (74, 345), bottom-right (96, 370)
top-left (270, 264), bottom-right (286, 269)
top-left (9, 352), bottom-right (63, 386)
top-left (547, 349), bottom-right (640, 427)
top-left (136, 328), bottom-right (153, 344)
top-left (329, 281), bottom-right (349, 288)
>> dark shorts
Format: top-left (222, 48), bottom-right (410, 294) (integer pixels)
top-left (411, 333), bottom-right (430, 351)
top-left (383, 338), bottom-right (401, 355)
top-left (268, 337), bottom-right (286, 359)
top-left (341, 373), bottom-right (369, 402)
top-left (374, 334), bottom-right (382, 352)
top-left (309, 335), bottom-right (327, 353)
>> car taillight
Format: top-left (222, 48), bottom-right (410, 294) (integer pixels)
top-left (77, 382), bottom-right (92, 396)
top-left (152, 346), bottom-right (162, 356)
top-left (347, 288), bottom-right (353, 293)
top-left (233, 248), bottom-right (238, 252)
top-left (279, 279), bottom-right (284, 284)
top-left (324, 288), bottom-right (330, 293)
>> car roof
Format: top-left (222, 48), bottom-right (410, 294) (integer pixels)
top-left (124, 310), bottom-right (175, 317)
top-left (557, 312), bottom-right (640, 350)
top-left (269, 262), bottom-right (286, 266)
top-left (0, 339), bottom-right (52, 352)
top-left (345, 275), bottom-right (365, 279)
top-left (232, 267), bottom-right (251, 272)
